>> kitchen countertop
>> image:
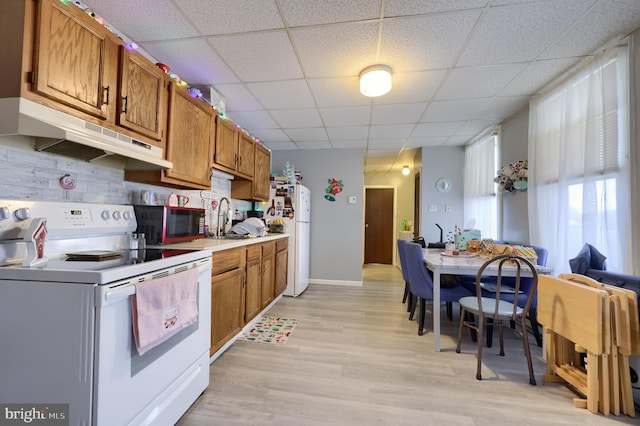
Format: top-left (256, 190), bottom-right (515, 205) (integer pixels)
top-left (154, 233), bottom-right (290, 253)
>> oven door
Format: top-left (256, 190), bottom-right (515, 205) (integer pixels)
top-left (93, 257), bottom-right (211, 425)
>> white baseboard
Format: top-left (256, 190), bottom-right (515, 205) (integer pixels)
top-left (309, 278), bottom-right (362, 287)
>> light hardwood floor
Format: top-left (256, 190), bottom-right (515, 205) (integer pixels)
top-left (178, 264), bottom-right (636, 425)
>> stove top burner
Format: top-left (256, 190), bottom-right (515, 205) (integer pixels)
top-left (65, 248), bottom-right (199, 266)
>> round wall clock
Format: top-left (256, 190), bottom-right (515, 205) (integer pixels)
top-left (436, 177), bottom-right (452, 193)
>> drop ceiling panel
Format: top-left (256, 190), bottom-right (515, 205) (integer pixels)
top-left (367, 138), bottom-right (407, 149)
top-left (384, 0), bottom-right (489, 16)
top-left (284, 128), bottom-right (329, 141)
top-left (81, 0), bottom-right (199, 42)
top-left (264, 141), bottom-right (298, 150)
top-left (291, 22), bottom-right (380, 78)
top-left (367, 149), bottom-right (402, 158)
top-left (436, 63), bottom-right (526, 100)
top-left (208, 31), bottom-right (302, 82)
top-left (176, 0), bottom-right (283, 35)
top-left (372, 70), bottom-right (448, 104)
top-left (454, 120), bottom-right (500, 136)
top-left (540, 0), bottom-right (640, 60)
top-left (371, 103), bottom-right (427, 125)
top-left (327, 126), bottom-right (369, 140)
top-left (457, 0), bottom-right (593, 67)
top-left (308, 77), bottom-right (370, 107)
top-left (369, 124), bottom-right (414, 139)
top-left (247, 80), bottom-right (315, 109)
top-left (499, 58), bottom-right (582, 96)
top-left (226, 110), bottom-right (279, 130)
top-left (412, 122), bottom-right (465, 138)
top-left (331, 140), bottom-right (368, 148)
top-left (406, 136), bottom-right (449, 147)
top-left (281, 0), bottom-right (381, 27)
top-left (319, 106), bottom-right (372, 127)
top-left (141, 39), bottom-right (239, 85)
top-left (213, 84), bottom-right (263, 112)
top-left (270, 109), bottom-right (323, 128)
top-left (422, 99), bottom-right (490, 122)
top-left (379, 12), bottom-right (481, 72)
top-left (295, 141), bottom-right (333, 149)
top-left (254, 129), bottom-right (290, 142)
top-left (474, 96), bottom-right (530, 120)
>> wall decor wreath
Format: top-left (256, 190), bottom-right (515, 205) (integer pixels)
top-left (494, 160), bottom-right (528, 192)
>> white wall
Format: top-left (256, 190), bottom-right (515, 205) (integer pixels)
top-left (420, 146), bottom-right (465, 245)
top-left (500, 106), bottom-right (530, 244)
top-left (271, 149), bottom-right (364, 285)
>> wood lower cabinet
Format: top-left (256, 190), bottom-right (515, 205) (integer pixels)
top-left (210, 248), bottom-right (246, 356)
top-left (261, 242), bottom-right (275, 309)
top-left (275, 238), bottom-right (289, 296)
top-left (244, 244), bottom-right (262, 323)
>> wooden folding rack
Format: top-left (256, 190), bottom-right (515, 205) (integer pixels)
top-left (538, 274), bottom-right (638, 417)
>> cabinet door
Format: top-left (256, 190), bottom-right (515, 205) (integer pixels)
top-left (214, 116), bottom-right (238, 173)
top-left (254, 144), bottom-right (271, 200)
top-left (245, 258), bottom-right (262, 323)
top-left (261, 251), bottom-right (275, 309)
top-left (275, 248), bottom-right (288, 296)
top-left (165, 83), bottom-right (214, 188)
top-left (236, 133), bottom-right (255, 179)
top-left (118, 47), bottom-right (166, 141)
top-left (33, 0), bottom-right (112, 118)
top-left (210, 267), bottom-right (245, 355)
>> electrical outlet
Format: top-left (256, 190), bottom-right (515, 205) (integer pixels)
top-left (445, 204), bottom-right (452, 212)
top-left (429, 204), bottom-right (437, 212)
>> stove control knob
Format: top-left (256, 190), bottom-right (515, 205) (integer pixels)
top-left (0, 207), bottom-right (10, 220)
top-left (14, 207), bottom-right (31, 221)
top-left (123, 211), bottom-right (132, 221)
top-left (112, 211), bottom-right (122, 220)
top-left (101, 210), bottom-right (111, 220)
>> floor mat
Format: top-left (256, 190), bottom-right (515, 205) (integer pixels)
top-left (237, 316), bottom-right (298, 345)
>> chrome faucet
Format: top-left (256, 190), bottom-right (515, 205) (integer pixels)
top-left (217, 197), bottom-right (230, 237)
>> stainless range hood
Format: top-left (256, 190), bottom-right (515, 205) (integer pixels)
top-left (0, 97), bottom-right (173, 170)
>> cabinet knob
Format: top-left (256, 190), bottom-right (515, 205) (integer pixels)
top-left (122, 96), bottom-right (128, 113)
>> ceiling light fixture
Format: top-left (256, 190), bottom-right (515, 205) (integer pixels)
top-left (359, 64), bottom-right (392, 97)
top-left (402, 165), bottom-right (410, 176)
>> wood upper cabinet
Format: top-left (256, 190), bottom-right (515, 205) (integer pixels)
top-left (254, 144), bottom-right (271, 200)
top-left (163, 83), bottom-right (214, 188)
top-left (237, 133), bottom-right (255, 179)
top-left (213, 116), bottom-right (239, 173)
top-left (117, 46), bottom-right (166, 141)
top-left (31, 0), bottom-right (115, 119)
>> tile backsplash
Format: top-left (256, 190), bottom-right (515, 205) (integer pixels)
top-left (0, 135), bottom-right (253, 215)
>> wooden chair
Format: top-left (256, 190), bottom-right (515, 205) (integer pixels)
top-left (455, 254), bottom-right (539, 384)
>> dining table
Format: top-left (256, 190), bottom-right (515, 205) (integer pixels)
top-left (422, 248), bottom-right (553, 352)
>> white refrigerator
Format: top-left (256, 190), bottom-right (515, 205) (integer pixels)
top-left (267, 183), bottom-right (310, 296)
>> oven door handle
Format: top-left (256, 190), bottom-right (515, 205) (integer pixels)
top-left (105, 285), bottom-right (136, 302)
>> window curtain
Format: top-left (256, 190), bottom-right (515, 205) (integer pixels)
top-left (464, 133), bottom-right (498, 239)
top-left (528, 46), bottom-right (631, 273)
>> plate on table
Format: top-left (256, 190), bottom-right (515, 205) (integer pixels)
top-left (440, 251), bottom-right (478, 258)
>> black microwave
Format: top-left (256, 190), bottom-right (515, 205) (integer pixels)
top-left (133, 206), bottom-right (205, 244)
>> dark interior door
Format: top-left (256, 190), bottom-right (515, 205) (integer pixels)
top-left (364, 188), bottom-right (394, 264)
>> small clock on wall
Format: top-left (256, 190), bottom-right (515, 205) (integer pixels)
top-left (436, 177), bottom-right (452, 193)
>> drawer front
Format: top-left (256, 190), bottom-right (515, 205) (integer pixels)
top-left (276, 238), bottom-right (289, 252)
top-left (246, 244), bottom-right (262, 262)
top-left (262, 241), bottom-right (275, 257)
top-left (212, 248), bottom-right (246, 275)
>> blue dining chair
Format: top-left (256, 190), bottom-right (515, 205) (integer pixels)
top-left (397, 239), bottom-right (411, 308)
top-left (403, 242), bottom-right (473, 336)
top-left (455, 253), bottom-right (539, 385)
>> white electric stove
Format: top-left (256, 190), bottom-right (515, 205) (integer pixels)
top-left (0, 199), bottom-right (212, 425)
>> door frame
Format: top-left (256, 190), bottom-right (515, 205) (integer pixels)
top-left (363, 185), bottom-right (398, 266)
